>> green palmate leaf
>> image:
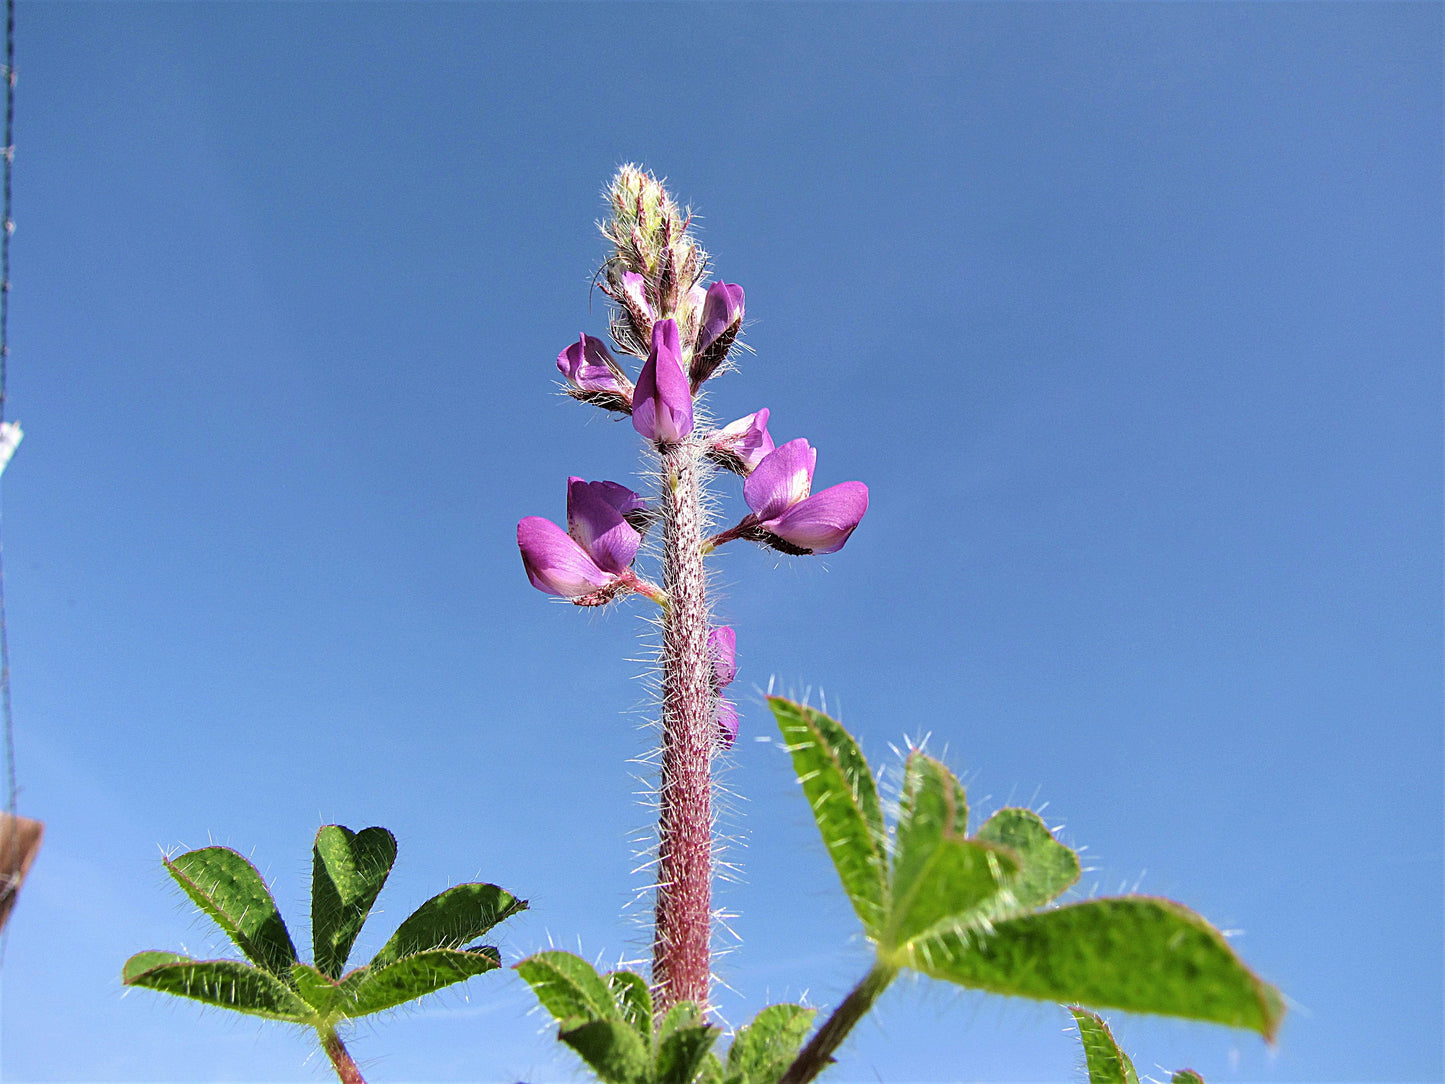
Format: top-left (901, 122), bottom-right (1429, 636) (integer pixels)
top-left (164, 847), bottom-right (297, 977)
top-left (975, 808), bottom-right (1080, 912)
top-left (724, 1003), bottom-right (816, 1084)
top-left (1070, 1008), bottom-right (1140, 1084)
top-left (902, 897), bottom-right (1284, 1038)
top-left (768, 697), bottom-right (889, 938)
top-left (608, 969), bottom-right (655, 1044)
top-left (341, 945), bottom-right (501, 1016)
top-left (311, 825), bottom-right (397, 979)
top-left (556, 1018), bottom-right (653, 1084)
top-left (370, 882), bottom-right (526, 969)
top-left (515, 951), bottom-right (619, 1024)
top-left (657, 1021), bottom-right (722, 1084)
top-left (885, 754), bottom-right (1017, 949)
top-left (122, 956), bottom-right (312, 1021)
top-left (1172, 1071), bottom-right (1206, 1084)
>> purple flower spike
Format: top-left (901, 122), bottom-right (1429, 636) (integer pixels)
top-left (566, 477), bottom-right (643, 574)
top-left (558, 334), bottom-right (625, 394)
top-left (708, 626), bottom-right (737, 688)
top-left (715, 700), bottom-right (739, 748)
top-left (517, 516), bottom-right (618, 598)
top-left (632, 318), bottom-right (694, 444)
top-left (740, 439), bottom-right (868, 555)
top-left (710, 409), bottom-right (775, 475)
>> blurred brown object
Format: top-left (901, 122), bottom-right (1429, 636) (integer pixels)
top-left (0, 812), bottom-right (42, 932)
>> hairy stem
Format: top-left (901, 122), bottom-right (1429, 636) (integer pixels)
top-left (318, 1026), bottom-right (366, 1084)
top-left (779, 961), bottom-right (899, 1084)
top-left (651, 440), bottom-right (713, 1015)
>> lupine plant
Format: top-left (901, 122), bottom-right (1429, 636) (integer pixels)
top-left (509, 167), bottom-right (1281, 1083)
top-left (128, 167), bottom-right (1281, 1083)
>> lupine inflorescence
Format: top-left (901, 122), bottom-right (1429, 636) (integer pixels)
top-left (515, 166), bottom-right (868, 1013)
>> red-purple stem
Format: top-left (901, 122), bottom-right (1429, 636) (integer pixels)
top-left (652, 440), bottom-right (713, 1015)
top-left (319, 1027), bottom-right (366, 1084)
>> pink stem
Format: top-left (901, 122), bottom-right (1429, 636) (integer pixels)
top-left (651, 440), bottom-right (713, 1015)
top-left (319, 1027), bottom-right (366, 1084)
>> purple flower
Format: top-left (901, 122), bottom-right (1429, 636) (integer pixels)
top-left (557, 334), bottom-right (627, 395)
top-left (690, 282), bottom-right (745, 387)
top-left (518, 478), bottom-right (644, 600)
top-left (715, 701), bottom-right (739, 748)
top-left (709, 625), bottom-right (737, 687)
top-left (708, 409), bottom-right (775, 475)
top-left (709, 625), bottom-right (739, 747)
top-left (632, 318), bottom-right (694, 444)
top-left (696, 283), bottom-right (745, 355)
top-left (742, 438), bottom-right (869, 555)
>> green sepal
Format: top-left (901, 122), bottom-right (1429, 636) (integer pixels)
top-left (975, 808), bottom-right (1080, 912)
top-left (515, 951), bottom-right (619, 1024)
top-left (163, 846), bottom-right (298, 977)
top-left (341, 945), bottom-right (501, 1016)
top-left (1070, 1008), bottom-right (1141, 1084)
top-left (608, 969), bottom-right (655, 1045)
top-left (121, 956), bottom-right (311, 1021)
top-left (656, 1019), bottom-right (721, 1084)
top-left (724, 1003), bottom-right (816, 1084)
top-left (556, 1017), bottom-right (653, 1084)
top-left (1171, 1071), bottom-right (1206, 1084)
top-left (885, 753), bottom-right (1017, 948)
top-left (768, 696), bottom-right (889, 938)
top-left (903, 897), bottom-right (1284, 1038)
top-left (369, 882), bottom-right (526, 969)
top-left (311, 825), bottom-right (397, 978)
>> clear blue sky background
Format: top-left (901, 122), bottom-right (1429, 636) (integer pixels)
top-left (1, 4), bottom-right (1438, 1082)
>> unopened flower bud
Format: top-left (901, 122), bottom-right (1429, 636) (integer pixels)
top-left (632, 318), bottom-right (694, 444)
top-left (706, 409), bottom-right (775, 475)
top-left (690, 283), bottom-right (745, 388)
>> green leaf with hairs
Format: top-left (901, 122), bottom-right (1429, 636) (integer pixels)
top-left (370, 882), bottom-right (525, 969)
top-left (122, 951), bottom-right (189, 982)
top-left (769, 696), bottom-right (889, 938)
top-left (163, 847), bottom-right (298, 978)
top-left (311, 825), bottom-right (397, 978)
top-left (656, 1019), bottom-right (721, 1084)
top-left (724, 1003), bottom-right (816, 1084)
top-left (515, 951), bottom-right (619, 1024)
top-left (608, 969), bottom-right (654, 1045)
top-left (1070, 1008), bottom-right (1140, 1084)
top-left (975, 808), bottom-right (1080, 912)
top-left (122, 956), bottom-right (311, 1021)
top-left (903, 897), bottom-right (1284, 1038)
top-left (1172, 1071), bottom-right (1206, 1084)
top-left (885, 753), bottom-right (1017, 948)
top-left (340, 945), bottom-right (500, 1016)
top-left (556, 1018), bottom-right (652, 1084)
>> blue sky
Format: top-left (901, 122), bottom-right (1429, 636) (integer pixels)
top-left (1, 3), bottom-right (1439, 1082)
